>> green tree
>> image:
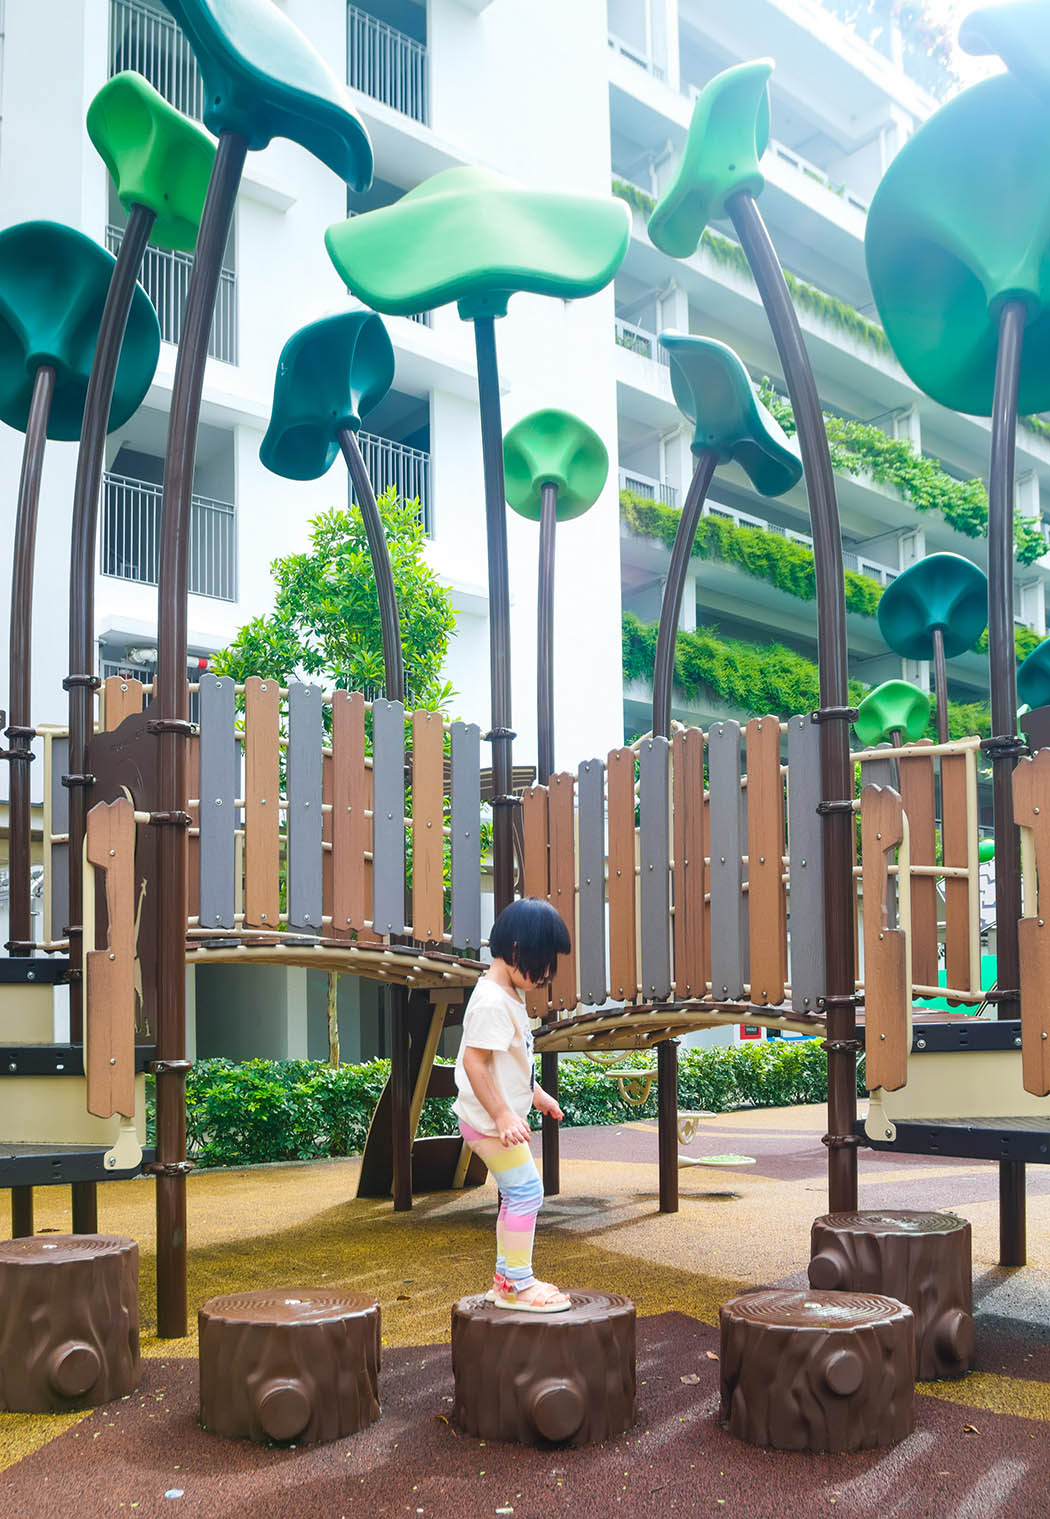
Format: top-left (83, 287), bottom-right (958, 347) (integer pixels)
top-left (212, 488), bottom-right (456, 710)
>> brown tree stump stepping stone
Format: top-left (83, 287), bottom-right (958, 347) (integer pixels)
top-left (198, 1289), bottom-right (380, 1445)
top-left (719, 1289), bottom-right (914, 1452)
top-left (809, 1209), bottom-right (974, 1379)
top-left (451, 1290), bottom-right (635, 1446)
top-left (0, 1234), bottom-right (139, 1412)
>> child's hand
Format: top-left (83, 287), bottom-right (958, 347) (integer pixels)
top-left (532, 1087), bottom-right (564, 1122)
top-left (497, 1109), bottom-right (532, 1148)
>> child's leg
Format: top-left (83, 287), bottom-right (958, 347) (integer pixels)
top-left (460, 1123), bottom-right (543, 1287)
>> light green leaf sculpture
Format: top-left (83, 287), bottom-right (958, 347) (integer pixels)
top-left (854, 680), bottom-right (931, 747)
top-left (87, 72), bottom-right (216, 254)
top-left (325, 167), bottom-right (631, 321)
top-left (960, 1), bottom-right (1050, 102)
top-left (503, 409), bottom-right (609, 522)
top-left (660, 332), bottom-right (801, 495)
top-left (163, 0), bottom-right (372, 188)
top-left (865, 72), bottom-right (1050, 415)
top-left (648, 60), bottom-right (772, 259)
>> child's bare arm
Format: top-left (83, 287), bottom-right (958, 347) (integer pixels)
top-left (462, 1046), bottom-right (531, 1147)
top-left (531, 1083), bottom-right (564, 1121)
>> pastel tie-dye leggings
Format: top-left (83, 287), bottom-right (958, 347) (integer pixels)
top-left (459, 1120), bottom-right (543, 1286)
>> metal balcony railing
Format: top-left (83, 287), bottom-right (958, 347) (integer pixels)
top-left (619, 468), bottom-right (677, 509)
top-left (615, 318), bottom-right (671, 366)
top-left (607, 31), bottom-right (665, 81)
top-left (703, 500), bottom-right (900, 587)
top-left (347, 4), bottom-right (428, 124)
top-left (768, 140), bottom-right (869, 216)
top-left (106, 225), bottom-right (237, 364)
top-left (354, 433), bottom-right (432, 535)
top-left (109, 0), bottom-right (204, 121)
top-left (102, 473), bottom-right (236, 601)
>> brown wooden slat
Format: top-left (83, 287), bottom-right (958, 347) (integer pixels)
top-left (521, 786), bottom-right (550, 1019)
top-left (84, 798), bottom-right (136, 1119)
top-left (186, 730), bottom-right (200, 923)
top-left (412, 709), bottom-right (445, 945)
top-left (672, 727), bottom-right (705, 998)
top-left (1013, 751), bottom-right (1050, 1096)
top-left (607, 746), bottom-right (638, 1002)
top-left (244, 675), bottom-right (280, 929)
top-left (548, 772), bottom-right (577, 1012)
top-left (898, 741), bottom-right (938, 989)
top-left (103, 675), bottom-right (144, 732)
top-left (746, 716), bottom-right (786, 1005)
top-left (941, 752), bottom-right (971, 994)
top-left (861, 784), bottom-right (908, 1093)
top-left (703, 789), bottom-right (711, 981)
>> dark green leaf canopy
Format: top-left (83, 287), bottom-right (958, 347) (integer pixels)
top-left (162, 0), bottom-right (373, 188)
top-left (960, 1), bottom-right (1050, 102)
top-left (260, 311), bottom-right (394, 481)
top-left (877, 553), bottom-right (988, 661)
top-left (854, 680), bottom-right (931, 747)
top-left (661, 333), bottom-right (801, 496)
top-left (503, 409), bottom-right (608, 522)
top-left (865, 73), bottom-right (1050, 415)
top-left (0, 221), bottom-right (160, 440)
top-left (1018, 635), bottom-right (1050, 708)
top-left (325, 167), bottom-right (630, 321)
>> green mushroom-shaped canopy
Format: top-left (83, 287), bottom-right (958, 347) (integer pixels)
top-left (660, 332), bottom-right (801, 496)
top-left (162, 0), bottom-right (372, 189)
top-left (325, 167), bottom-right (631, 321)
top-left (854, 680), bottom-right (931, 747)
top-left (0, 221), bottom-right (159, 440)
top-left (1018, 635), bottom-right (1050, 709)
top-left (877, 553), bottom-right (988, 661)
top-left (648, 60), bottom-right (771, 259)
top-left (87, 72), bottom-right (216, 254)
top-left (503, 409), bottom-right (609, 522)
top-left (259, 310), bottom-right (394, 481)
top-left (865, 72), bottom-right (1050, 416)
top-left (960, 1), bottom-right (1050, 103)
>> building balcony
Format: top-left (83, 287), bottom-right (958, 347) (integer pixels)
top-left (106, 225), bottom-right (236, 365)
top-left (354, 432), bottom-right (432, 535)
top-left (347, 4), bottom-right (428, 125)
top-left (619, 467), bottom-right (677, 510)
top-left (101, 473), bottom-right (236, 601)
top-left (110, 0), bottom-right (205, 121)
top-left (615, 318), bottom-right (670, 366)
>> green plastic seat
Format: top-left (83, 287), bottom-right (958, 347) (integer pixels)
top-left (877, 553), bottom-right (988, 661)
top-left (1018, 636), bottom-right (1050, 708)
top-left (660, 333), bottom-right (801, 495)
top-left (0, 221), bottom-right (159, 440)
top-left (960, 1), bottom-right (1050, 103)
top-left (163, 0), bottom-right (372, 188)
top-left (259, 311), bottom-right (394, 481)
top-left (325, 166), bottom-right (631, 321)
top-left (503, 409), bottom-right (608, 522)
top-left (854, 680), bottom-right (931, 747)
top-left (648, 60), bottom-right (772, 259)
top-left (865, 72), bottom-right (1050, 416)
top-left (86, 72), bottom-right (216, 254)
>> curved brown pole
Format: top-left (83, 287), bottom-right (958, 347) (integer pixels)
top-left (5, 364), bottom-right (55, 955)
top-left (988, 299), bottom-right (1027, 1267)
top-left (154, 130), bottom-right (248, 1338)
top-left (535, 480), bottom-right (560, 1193)
top-left (931, 626), bottom-right (950, 745)
top-left (652, 450), bottom-right (717, 742)
top-left (728, 188), bottom-right (857, 1213)
top-left (338, 426), bottom-right (405, 703)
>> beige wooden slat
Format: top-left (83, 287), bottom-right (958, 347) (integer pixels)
top-left (84, 798), bottom-right (137, 1119)
top-left (746, 716), bottom-right (787, 1005)
top-left (548, 772), bottom-right (577, 1012)
top-left (103, 675), bottom-right (144, 732)
top-left (861, 784), bottom-right (909, 1093)
top-left (187, 730), bottom-right (200, 923)
top-left (244, 675), bottom-right (281, 928)
top-left (941, 752), bottom-right (971, 995)
top-left (1013, 751), bottom-right (1050, 1096)
top-left (521, 785), bottom-right (550, 1018)
top-left (672, 727), bottom-right (705, 999)
top-left (322, 751), bottom-right (341, 940)
top-left (898, 741), bottom-right (938, 990)
top-left (607, 746), bottom-right (638, 1002)
top-left (412, 709), bottom-right (445, 945)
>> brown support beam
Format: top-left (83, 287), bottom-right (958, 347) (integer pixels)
top-left (71, 1180), bottom-right (99, 1235)
top-left (657, 1038), bottom-right (679, 1213)
top-left (11, 1186), bottom-right (33, 1238)
top-left (390, 987), bottom-right (413, 1212)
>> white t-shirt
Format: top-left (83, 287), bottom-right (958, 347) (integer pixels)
top-left (453, 974), bottom-right (535, 1135)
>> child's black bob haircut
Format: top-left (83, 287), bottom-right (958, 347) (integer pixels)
top-left (489, 897), bottom-right (571, 984)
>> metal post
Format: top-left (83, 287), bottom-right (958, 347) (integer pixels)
top-left (71, 1180), bottom-right (99, 1235)
top-left (652, 451), bottom-right (717, 741)
top-left (931, 626), bottom-right (949, 745)
top-left (390, 987), bottom-right (412, 1212)
top-left (536, 479), bottom-right (561, 1191)
top-left (11, 1187), bottom-right (33, 1238)
top-left (657, 1038), bottom-right (679, 1213)
top-left (339, 426), bottom-right (405, 703)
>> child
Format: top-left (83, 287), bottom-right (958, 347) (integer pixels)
top-left (454, 896), bottom-right (572, 1312)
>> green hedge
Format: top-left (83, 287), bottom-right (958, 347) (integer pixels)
top-left (145, 1041), bottom-right (856, 1169)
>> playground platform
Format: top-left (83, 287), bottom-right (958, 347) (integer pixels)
top-left (2, 1106), bottom-right (1050, 1517)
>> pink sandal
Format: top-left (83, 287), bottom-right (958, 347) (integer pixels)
top-left (484, 1271), bottom-right (510, 1303)
top-left (492, 1278), bottom-right (572, 1314)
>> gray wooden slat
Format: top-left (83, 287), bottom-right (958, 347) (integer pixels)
top-left (51, 735), bottom-right (69, 943)
top-left (708, 721), bottom-right (746, 1001)
top-left (577, 757), bottom-right (607, 1004)
top-left (451, 720), bottom-right (481, 951)
top-left (639, 737), bottom-right (671, 1001)
top-left (198, 674), bottom-right (236, 930)
top-left (863, 746), bottom-right (897, 924)
top-left (787, 713), bottom-right (826, 1015)
top-left (286, 682), bottom-right (324, 933)
top-left (372, 698), bottom-right (405, 935)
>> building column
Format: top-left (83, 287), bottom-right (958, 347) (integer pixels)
top-left (649, 0), bottom-right (681, 92)
top-left (660, 427), bottom-right (694, 510)
top-left (285, 968), bottom-right (310, 1060)
top-left (184, 966), bottom-right (197, 1063)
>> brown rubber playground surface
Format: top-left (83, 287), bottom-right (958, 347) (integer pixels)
top-left (5, 1104), bottom-right (1050, 1517)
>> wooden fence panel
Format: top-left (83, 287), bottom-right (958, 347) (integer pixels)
top-left (411, 709), bottom-right (444, 945)
top-left (372, 699), bottom-right (406, 936)
top-left (243, 676), bottom-right (280, 928)
top-left (332, 691), bottom-right (367, 935)
top-left (287, 682), bottom-right (323, 933)
top-left (84, 799), bottom-right (136, 1120)
top-left (639, 737), bottom-right (671, 1002)
top-left (607, 746), bottom-right (638, 1001)
top-left (198, 673), bottom-right (236, 930)
top-left (861, 784), bottom-right (909, 1093)
top-left (548, 772), bottom-right (577, 1012)
top-left (577, 757), bottom-right (607, 1005)
top-left (786, 714), bottom-right (825, 1016)
top-left (103, 675), bottom-right (144, 731)
top-left (708, 721), bottom-right (746, 1001)
top-left (1015, 750), bottom-right (1050, 1095)
top-left (672, 727), bottom-right (705, 1000)
top-left (746, 716), bottom-right (786, 1005)
top-left (941, 752), bottom-right (971, 994)
top-left (898, 742), bottom-right (938, 990)
top-left (450, 721), bottom-right (482, 952)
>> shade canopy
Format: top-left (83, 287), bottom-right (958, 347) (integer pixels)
top-left (877, 553), bottom-right (988, 661)
top-left (0, 221), bottom-right (159, 440)
top-left (503, 409), bottom-right (608, 522)
top-left (959, 1), bottom-right (1050, 103)
top-left (259, 310), bottom-right (394, 481)
top-left (865, 72), bottom-right (1050, 416)
top-left (325, 167), bottom-right (630, 321)
top-left (1018, 636), bottom-right (1050, 709)
top-left (648, 60), bottom-right (772, 258)
top-left (162, 0), bottom-right (373, 188)
top-left (854, 680), bottom-right (931, 747)
top-left (87, 72), bottom-right (216, 254)
top-left (660, 333), bottom-right (801, 496)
